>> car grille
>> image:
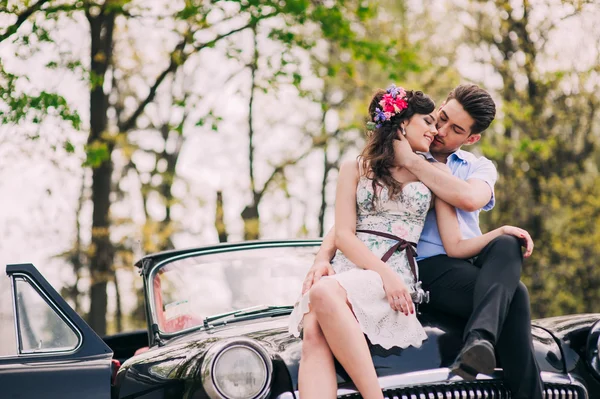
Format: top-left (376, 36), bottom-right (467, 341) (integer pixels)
top-left (337, 381), bottom-right (585, 399)
top-left (543, 384), bottom-right (585, 399)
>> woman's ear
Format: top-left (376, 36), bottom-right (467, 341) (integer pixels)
top-left (399, 120), bottom-right (408, 136)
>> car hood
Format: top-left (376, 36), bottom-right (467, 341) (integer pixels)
top-left (118, 310), bottom-right (567, 394)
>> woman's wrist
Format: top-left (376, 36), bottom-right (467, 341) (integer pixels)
top-left (376, 264), bottom-right (394, 279)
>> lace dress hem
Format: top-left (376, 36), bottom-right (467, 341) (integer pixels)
top-left (288, 271), bottom-right (428, 350)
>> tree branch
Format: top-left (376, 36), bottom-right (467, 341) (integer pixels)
top-left (0, 0), bottom-right (52, 43)
top-left (118, 39), bottom-right (187, 132)
top-left (119, 15), bottom-right (270, 134)
top-left (256, 147), bottom-right (313, 203)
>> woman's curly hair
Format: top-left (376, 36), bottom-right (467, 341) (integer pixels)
top-left (360, 89), bottom-right (435, 204)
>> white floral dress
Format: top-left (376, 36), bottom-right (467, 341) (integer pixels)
top-left (288, 175), bottom-right (432, 349)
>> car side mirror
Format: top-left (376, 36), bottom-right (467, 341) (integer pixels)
top-left (586, 319), bottom-right (600, 380)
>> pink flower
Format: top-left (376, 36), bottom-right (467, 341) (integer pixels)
top-left (394, 98), bottom-right (408, 110)
top-left (382, 94), bottom-right (395, 105)
top-left (384, 111), bottom-right (393, 119)
top-left (392, 224), bottom-right (409, 238)
top-left (383, 104), bottom-right (395, 113)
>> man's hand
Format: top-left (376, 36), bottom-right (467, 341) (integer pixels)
top-left (301, 260), bottom-right (335, 294)
top-left (393, 132), bottom-right (417, 168)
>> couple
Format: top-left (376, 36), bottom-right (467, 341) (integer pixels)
top-left (288, 84), bottom-right (543, 399)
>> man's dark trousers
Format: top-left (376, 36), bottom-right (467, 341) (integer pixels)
top-left (417, 235), bottom-right (543, 399)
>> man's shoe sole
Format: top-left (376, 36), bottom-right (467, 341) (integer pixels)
top-left (450, 342), bottom-right (496, 381)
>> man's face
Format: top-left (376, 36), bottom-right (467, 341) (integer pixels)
top-left (429, 99), bottom-right (481, 154)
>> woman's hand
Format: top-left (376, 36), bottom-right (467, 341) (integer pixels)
top-left (379, 269), bottom-right (414, 315)
top-left (302, 260), bottom-right (335, 295)
top-left (392, 130), bottom-right (416, 168)
top-left (501, 226), bottom-right (534, 258)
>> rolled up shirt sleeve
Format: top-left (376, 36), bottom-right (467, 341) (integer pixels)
top-left (467, 158), bottom-right (498, 211)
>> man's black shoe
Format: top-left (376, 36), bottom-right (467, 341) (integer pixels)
top-left (450, 331), bottom-right (496, 381)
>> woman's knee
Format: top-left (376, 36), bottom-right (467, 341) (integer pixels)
top-left (309, 278), bottom-right (346, 311)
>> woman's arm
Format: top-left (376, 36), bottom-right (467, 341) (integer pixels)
top-left (316, 226), bottom-right (337, 262)
top-left (334, 160), bottom-right (393, 276)
top-left (435, 197), bottom-right (534, 259)
top-left (334, 160), bottom-right (414, 314)
top-left (301, 227), bottom-right (337, 294)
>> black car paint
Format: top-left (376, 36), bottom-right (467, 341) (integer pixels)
top-left (3, 242), bottom-right (600, 399)
top-left (113, 309), bottom-right (573, 398)
top-left (0, 263), bottom-right (113, 399)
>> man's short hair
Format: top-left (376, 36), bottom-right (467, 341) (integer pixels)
top-left (447, 84), bottom-right (496, 134)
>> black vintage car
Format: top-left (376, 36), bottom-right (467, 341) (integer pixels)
top-left (1, 240), bottom-right (600, 399)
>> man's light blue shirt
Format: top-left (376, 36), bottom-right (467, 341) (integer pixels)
top-left (416, 149), bottom-right (498, 261)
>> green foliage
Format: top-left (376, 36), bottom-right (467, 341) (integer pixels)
top-left (84, 141), bottom-right (110, 167)
top-left (0, 66), bottom-right (81, 127)
top-left (470, 0), bottom-right (600, 318)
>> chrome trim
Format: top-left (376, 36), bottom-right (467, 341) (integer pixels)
top-left (541, 371), bottom-right (574, 385)
top-left (10, 274), bottom-right (20, 356)
top-left (147, 241), bottom-right (320, 337)
top-left (200, 337), bottom-right (273, 399)
top-left (567, 378), bottom-right (589, 399)
top-left (274, 369), bottom-right (589, 399)
top-left (7, 273), bottom-right (83, 357)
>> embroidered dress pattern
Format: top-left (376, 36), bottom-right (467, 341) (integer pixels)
top-left (288, 175), bottom-right (432, 349)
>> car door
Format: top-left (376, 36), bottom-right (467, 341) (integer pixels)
top-left (0, 263), bottom-right (113, 399)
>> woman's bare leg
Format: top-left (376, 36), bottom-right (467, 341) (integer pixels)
top-left (298, 310), bottom-right (337, 399)
top-left (309, 279), bottom-right (384, 399)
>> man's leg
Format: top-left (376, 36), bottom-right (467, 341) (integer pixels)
top-left (418, 255), bottom-right (478, 320)
top-left (495, 282), bottom-right (543, 399)
top-left (467, 235), bottom-right (523, 342)
top-left (418, 235), bottom-right (542, 398)
top-left (418, 254), bottom-right (496, 377)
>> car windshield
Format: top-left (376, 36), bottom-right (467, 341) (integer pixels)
top-left (150, 244), bottom-right (319, 334)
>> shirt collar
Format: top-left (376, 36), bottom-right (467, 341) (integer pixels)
top-left (418, 149), bottom-right (467, 164)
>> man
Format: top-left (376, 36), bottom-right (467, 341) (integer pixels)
top-left (302, 84), bottom-right (543, 399)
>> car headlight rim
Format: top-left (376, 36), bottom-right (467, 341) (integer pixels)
top-left (201, 338), bottom-right (273, 399)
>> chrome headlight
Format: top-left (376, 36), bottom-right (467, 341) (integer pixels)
top-left (202, 338), bottom-right (273, 399)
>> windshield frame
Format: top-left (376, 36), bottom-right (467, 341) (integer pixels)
top-left (146, 240), bottom-right (321, 339)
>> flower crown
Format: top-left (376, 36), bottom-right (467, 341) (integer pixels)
top-left (366, 84), bottom-right (409, 131)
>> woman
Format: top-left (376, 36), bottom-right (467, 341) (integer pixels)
top-left (288, 85), bottom-right (532, 399)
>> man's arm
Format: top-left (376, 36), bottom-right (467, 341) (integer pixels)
top-left (404, 154), bottom-right (492, 212)
top-left (393, 138), bottom-right (493, 212)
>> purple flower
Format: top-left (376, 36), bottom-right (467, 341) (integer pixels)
top-left (374, 107), bottom-right (387, 122)
top-left (387, 84), bottom-right (400, 99)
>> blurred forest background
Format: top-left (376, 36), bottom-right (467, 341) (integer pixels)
top-left (1, 0), bottom-right (599, 336)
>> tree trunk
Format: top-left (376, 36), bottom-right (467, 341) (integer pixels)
top-left (86, 7), bottom-right (116, 336)
top-left (215, 191), bottom-right (228, 242)
top-left (242, 202), bottom-right (260, 240)
top-left (317, 148), bottom-right (329, 237)
top-left (242, 26), bottom-right (260, 241)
